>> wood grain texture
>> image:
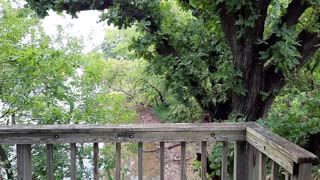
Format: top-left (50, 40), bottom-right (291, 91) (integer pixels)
top-left (46, 144), bottom-right (54, 180)
top-left (160, 142), bottom-right (165, 180)
top-left (93, 143), bottom-right (99, 180)
top-left (291, 163), bottom-right (312, 180)
top-left (258, 151), bottom-right (267, 180)
top-left (271, 161), bottom-right (279, 180)
top-left (221, 141), bottom-right (228, 180)
top-left (70, 143), bottom-right (76, 180)
top-left (115, 142), bottom-right (121, 180)
top-left (247, 144), bottom-right (259, 180)
top-left (0, 123), bottom-right (249, 133)
top-left (0, 123), bottom-right (247, 144)
top-left (247, 130), bottom-right (294, 173)
top-left (180, 142), bottom-right (186, 180)
top-left (138, 142), bottom-right (143, 180)
top-left (234, 141), bottom-right (248, 180)
top-left (247, 123), bottom-right (318, 164)
top-left (17, 144), bottom-right (32, 180)
top-left (201, 141), bottom-right (207, 180)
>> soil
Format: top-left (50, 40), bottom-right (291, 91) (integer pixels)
top-left (136, 104), bottom-right (199, 180)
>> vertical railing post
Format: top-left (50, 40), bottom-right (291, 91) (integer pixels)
top-left (258, 151), bottom-right (267, 180)
top-left (271, 161), bottom-right (279, 180)
top-left (247, 144), bottom-right (260, 180)
top-left (180, 142), bottom-right (186, 180)
top-left (138, 142), bottom-right (143, 180)
top-left (70, 143), bottom-right (76, 180)
top-left (237, 144), bottom-right (266, 180)
top-left (160, 142), bottom-right (165, 180)
top-left (221, 141), bottom-right (228, 180)
top-left (47, 144), bottom-right (54, 180)
top-left (201, 141), bottom-right (207, 180)
top-left (233, 141), bottom-right (248, 180)
top-left (291, 163), bottom-right (312, 180)
top-left (115, 142), bottom-right (121, 180)
top-left (93, 143), bottom-right (99, 180)
top-left (17, 144), bottom-right (32, 180)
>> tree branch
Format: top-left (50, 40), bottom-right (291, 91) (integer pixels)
top-left (266, 0), bottom-right (310, 46)
top-left (59, 0), bottom-right (113, 11)
top-left (280, 0), bottom-right (310, 27)
top-left (107, 84), bottom-right (135, 100)
top-left (297, 30), bottom-right (320, 69)
top-left (26, 0), bottom-right (114, 17)
top-left (218, 3), bottom-right (238, 54)
top-left (254, 0), bottom-right (272, 39)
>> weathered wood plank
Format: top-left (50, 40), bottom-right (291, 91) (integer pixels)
top-left (0, 126), bottom-right (246, 144)
top-left (115, 142), bottom-right (121, 180)
top-left (93, 143), bottom-right (99, 180)
top-left (47, 144), bottom-right (54, 180)
top-left (247, 144), bottom-right (259, 180)
top-left (247, 128), bottom-right (295, 173)
top-left (160, 142), bottom-right (165, 180)
top-left (234, 141), bottom-right (247, 180)
top-left (271, 161), bottom-right (279, 180)
top-left (17, 144), bottom-right (32, 180)
top-left (285, 172), bottom-right (290, 180)
top-left (221, 141), bottom-right (228, 180)
top-left (258, 151), bottom-right (267, 180)
top-left (70, 143), bottom-right (76, 180)
top-left (201, 141), bottom-right (207, 180)
top-left (0, 123), bottom-right (249, 133)
top-left (291, 163), bottom-right (312, 180)
top-left (247, 123), bottom-right (318, 164)
top-left (138, 142), bottom-right (143, 180)
top-left (181, 142), bottom-right (186, 180)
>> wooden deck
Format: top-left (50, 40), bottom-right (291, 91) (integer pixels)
top-left (0, 122), bottom-right (318, 180)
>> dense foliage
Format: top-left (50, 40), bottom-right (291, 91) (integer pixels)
top-left (26, 0), bottom-right (320, 122)
top-left (0, 2), bottom-right (139, 178)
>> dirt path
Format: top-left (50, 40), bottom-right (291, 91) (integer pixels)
top-left (136, 105), bottom-right (198, 180)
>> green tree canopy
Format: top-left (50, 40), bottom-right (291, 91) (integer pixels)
top-left (26, 0), bottom-right (320, 122)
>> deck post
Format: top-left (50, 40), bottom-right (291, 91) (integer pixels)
top-left (17, 144), bottom-right (32, 180)
top-left (234, 141), bottom-right (248, 180)
top-left (160, 142), bottom-right (165, 180)
top-left (138, 142), bottom-right (143, 180)
top-left (271, 161), bottom-right (279, 180)
top-left (115, 142), bottom-right (121, 180)
top-left (247, 144), bottom-right (258, 180)
top-left (180, 142), bottom-right (186, 180)
top-left (201, 141), bottom-right (207, 180)
top-left (47, 144), bottom-right (54, 180)
top-left (291, 163), bottom-right (312, 180)
top-left (93, 143), bottom-right (99, 180)
top-left (221, 141), bottom-right (228, 180)
top-left (70, 143), bottom-right (77, 180)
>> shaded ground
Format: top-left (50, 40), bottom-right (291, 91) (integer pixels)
top-left (136, 104), bottom-right (199, 180)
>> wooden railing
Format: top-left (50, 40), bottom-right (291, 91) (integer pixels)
top-left (0, 122), bottom-right (318, 180)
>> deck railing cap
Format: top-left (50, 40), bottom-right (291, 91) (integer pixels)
top-left (247, 123), bottom-right (319, 164)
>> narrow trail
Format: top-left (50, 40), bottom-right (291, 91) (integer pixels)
top-left (136, 104), bottom-right (198, 180)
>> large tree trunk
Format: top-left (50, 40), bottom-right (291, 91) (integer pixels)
top-left (231, 56), bottom-right (286, 122)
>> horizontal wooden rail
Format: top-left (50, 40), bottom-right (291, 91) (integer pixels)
top-left (0, 123), bottom-right (247, 144)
